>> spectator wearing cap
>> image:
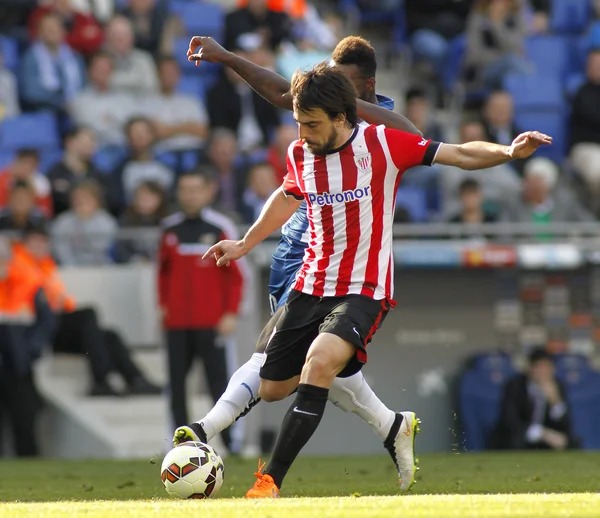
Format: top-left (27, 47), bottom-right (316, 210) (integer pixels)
top-left (0, 149), bottom-right (52, 217)
top-left (20, 11), bottom-right (85, 114)
top-left (104, 15), bottom-right (159, 96)
top-left (69, 51), bottom-right (134, 148)
top-left (28, 0), bottom-right (104, 57)
top-left (51, 179), bottom-right (118, 266)
top-left (500, 158), bottom-right (594, 224)
top-left (47, 127), bottom-right (116, 217)
top-left (0, 47), bottom-right (20, 121)
top-left (0, 181), bottom-right (48, 232)
top-left (493, 348), bottom-right (579, 450)
top-left (206, 38), bottom-right (280, 153)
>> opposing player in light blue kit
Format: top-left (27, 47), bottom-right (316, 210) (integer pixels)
top-left (174, 36), bottom-right (423, 490)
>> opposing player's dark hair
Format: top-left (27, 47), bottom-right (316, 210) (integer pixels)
top-left (291, 62), bottom-right (358, 127)
top-left (332, 36), bottom-right (377, 78)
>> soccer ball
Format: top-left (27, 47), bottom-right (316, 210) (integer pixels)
top-left (161, 441), bottom-right (224, 499)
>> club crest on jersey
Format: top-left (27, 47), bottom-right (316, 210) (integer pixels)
top-left (354, 153), bottom-right (371, 173)
top-left (200, 233), bottom-right (216, 245)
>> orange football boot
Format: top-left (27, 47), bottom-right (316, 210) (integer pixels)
top-left (245, 460), bottom-right (280, 498)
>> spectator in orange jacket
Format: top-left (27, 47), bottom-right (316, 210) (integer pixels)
top-left (14, 225), bottom-right (162, 397)
top-left (0, 236), bottom-right (53, 457)
top-left (28, 0), bottom-right (104, 57)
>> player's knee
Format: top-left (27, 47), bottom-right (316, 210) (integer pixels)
top-left (258, 380), bottom-right (288, 402)
top-left (301, 354), bottom-right (335, 387)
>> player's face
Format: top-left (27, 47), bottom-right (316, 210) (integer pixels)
top-left (293, 107), bottom-right (339, 156)
top-left (334, 63), bottom-right (373, 102)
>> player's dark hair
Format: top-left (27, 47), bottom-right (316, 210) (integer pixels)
top-left (332, 36), bottom-right (377, 79)
top-left (458, 178), bottom-right (480, 195)
top-left (15, 148), bottom-right (39, 162)
top-left (291, 62), bottom-right (358, 127)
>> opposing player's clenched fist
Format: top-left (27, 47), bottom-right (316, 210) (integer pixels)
top-left (508, 131), bottom-right (552, 159)
top-left (187, 36), bottom-right (230, 66)
top-left (203, 240), bottom-right (248, 267)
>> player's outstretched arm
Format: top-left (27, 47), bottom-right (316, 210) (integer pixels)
top-left (434, 131), bottom-right (552, 170)
top-left (356, 101), bottom-right (422, 136)
top-left (188, 36), bottom-right (293, 109)
top-left (203, 187), bottom-right (303, 267)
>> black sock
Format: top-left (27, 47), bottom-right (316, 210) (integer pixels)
top-left (265, 383), bottom-right (328, 488)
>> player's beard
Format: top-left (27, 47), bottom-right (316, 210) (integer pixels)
top-left (305, 127), bottom-right (339, 156)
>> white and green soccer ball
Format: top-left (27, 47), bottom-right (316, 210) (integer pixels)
top-left (161, 441), bottom-right (224, 499)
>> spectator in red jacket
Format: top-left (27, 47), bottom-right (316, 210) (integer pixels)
top-left (158, 167), bottom-right (245, 451)
top-left (29, 0), bottom-right (104, 57)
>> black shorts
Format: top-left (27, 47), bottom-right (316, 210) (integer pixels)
top-left (260, 290), bottom-right (389, 382)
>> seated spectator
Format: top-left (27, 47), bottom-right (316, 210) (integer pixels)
top-left (439, 119), bottom-right (521, 215)
top-left (70, 0), bottom-right (114, 23)
top-left (224, 0), bottom-right (294, 52)
top-left (207, 129), bottom-right (247, 216)
top-left (28, 0), bottom-right (104, 57)
top-left (241, 162), bottom-right (278, 223)
top-left (0, 47), bottom-right (20, 121)
top-left (207, 48), bottom-right (281, 153)
top-left (447, 178), bottom-right (498, 223)
top-left (112, 117), bottom-right (175, 211)
top-left (500, 158), bottom-right (594, 224)
top-left (13, 226), bottom-right (161, 396)
top-left (47, 127), bottom-right (115, 217)
top-left (20, 12), bottom-right (85, 114)
top-left (482, 90), bottom-right (520, 146)
top-left (0, 236), bottom-right (52, 457)
top-left (115, 181), bottom-right (168, 263)
top-left (104, 15), bottom-right (159, 96)
top-left (51, 179), bottom-right (118, 265)
top-left (69, 51), bottom-right (133, 148)
top-left (0, 181), bottom-right (48, 232)
top-left (493, 348), bottom-right (579, 450)
top-left (570, 50), bottom-right (600, 198)
top-left (406, 0), bottom-right (472, 73)
top-left (405, 88), bottom-right (444, 142)
top-left (119, 0), bottom-right (184, 57)
top-left (464, 0), bottom-right (530, 90)
top-left (145, 56), bottom-right (209, 154)
top-left (267, 124), bottom-right (297, 181)
top-left (0, 149), bottom-right (52, 217)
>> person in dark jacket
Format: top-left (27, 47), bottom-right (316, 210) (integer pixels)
top-left (158, 168), bottom-right (245, 451)
top-left (494, 348), bottom-right (579, 450)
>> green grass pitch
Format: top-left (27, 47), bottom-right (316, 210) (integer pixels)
top-left (1, 452), bottom-right (599, 517)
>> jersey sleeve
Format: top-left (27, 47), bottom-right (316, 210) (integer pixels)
top-left (384, 127), bottom-right (441, 171)
top-left (282, 144), bottom-right (303, 200)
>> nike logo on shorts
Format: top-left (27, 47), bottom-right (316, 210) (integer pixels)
top-left (293, 406), bottom-right (319, 416)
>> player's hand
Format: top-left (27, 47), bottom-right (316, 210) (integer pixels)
top-left (508, 131), bottom-right (552, 159)
top-left (202, 240), bottom-right (247, 267)
top-left (187, 36), bottom-right (230, 67)
top-left (217, 313), bottom-right (238, 337)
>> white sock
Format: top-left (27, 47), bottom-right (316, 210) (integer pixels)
top-left (197, 352), bottom-right (263, 441)
top-left (329, 371), bottom-right (396, 440)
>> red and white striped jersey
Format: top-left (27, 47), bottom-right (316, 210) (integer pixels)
top-left (283, 123), bottom-right (440, 302)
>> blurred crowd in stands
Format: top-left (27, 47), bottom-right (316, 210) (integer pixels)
top-left (0, 0), bottom-right (599, 268)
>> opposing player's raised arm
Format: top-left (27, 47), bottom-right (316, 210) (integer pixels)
top-left (357, 101), bottom-right (422, 136)
top-left (188, 37), bottom-right (293, 109)
top-left (203, 188), bottom-right (302, 267)
top-left (434, 131), bottom-right (552, 170)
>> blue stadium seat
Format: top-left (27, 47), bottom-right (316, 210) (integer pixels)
top-left (553, 354), bottom-right (592, 377)
top-left (0, 35), bottom-right (19, 72)
top-left (556, 368), bottom-right (600, 449)
top-left (551, 0), bottom-right (591, 34)
top-left (93, 146), bottom-right (126, 174)
top-left (525, 36), bottom-right (570, 78)
top-left (39, 149), bottom-right (63, 174)
top-left (565, 72), bottom-right (585, 97)
top-left (396, 187), bottom-right (427, 223)
top-left (472, 353), bottom-right (516, 376)
top-left (170, 2), bottom-right (224, 40)
top-left (177, 74), bottom-right (205, 98)
top-left (0, 113), bottom-right (60, 151)
top-left (174, 37), bottom-right (222, 78)
top-left (442, 34), bottom-right (466, 94)
top-left (0, 150), bottom-right (14, 169)
top-left (513, 112), bottom-right (567, 162)
top-left (504, 74), bottom-right (564, 111)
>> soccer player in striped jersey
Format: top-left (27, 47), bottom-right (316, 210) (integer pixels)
top-left (175, 35), bottom-right (428, 491)
top-left (203, 65), bottom-right (550, 497)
